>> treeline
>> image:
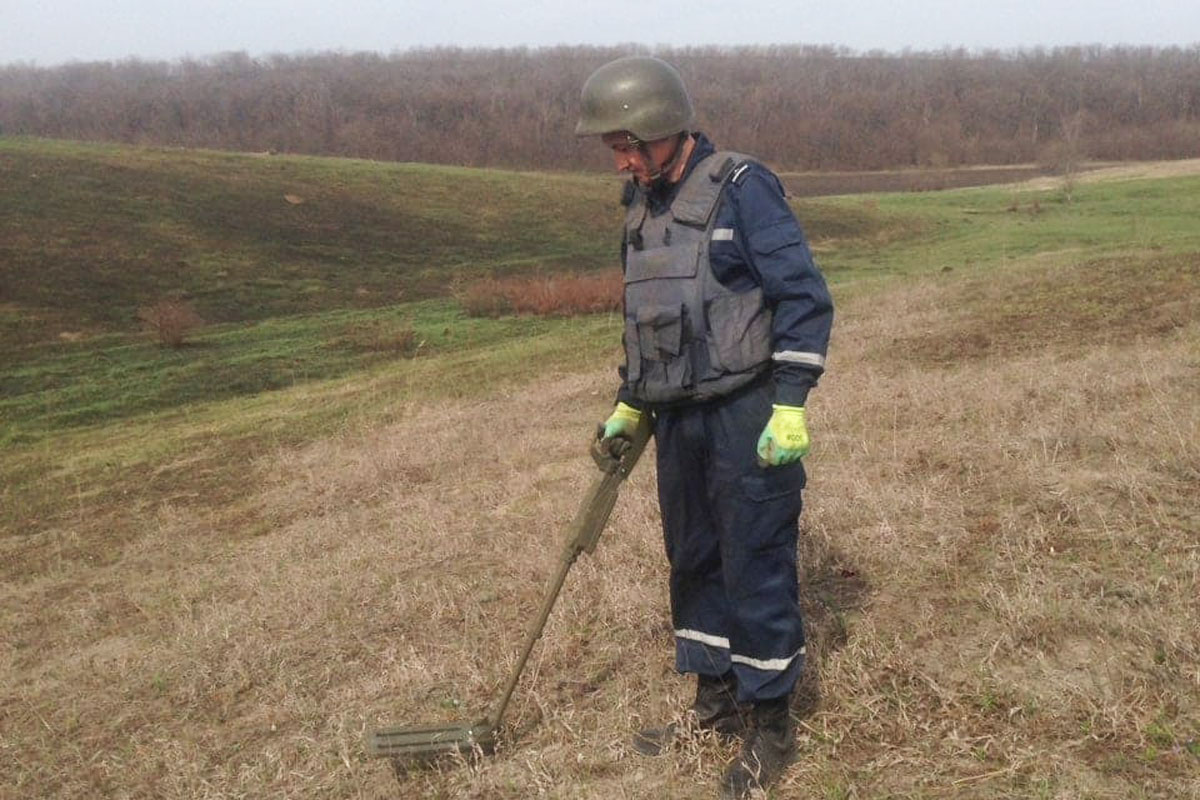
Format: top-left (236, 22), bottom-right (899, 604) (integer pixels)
top-left (2, 44), bottom-right (1199, 171)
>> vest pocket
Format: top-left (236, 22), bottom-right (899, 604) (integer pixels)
top-left (624, 244), bottom-right (699, 283)
top-left (632, 304), bottom-right (692, 397)
top-left (637, 304), bottom-right (683, 360)
top-left (706, 289), bottom-right (773, 374)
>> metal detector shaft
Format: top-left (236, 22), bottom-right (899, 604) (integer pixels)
top-left (367, 415), bottom-right (653, 760)
top-left (483, 415), bottom-right (653, 729)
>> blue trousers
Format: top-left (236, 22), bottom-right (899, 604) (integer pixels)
top-left (653, 380), bottom-right (806, 703)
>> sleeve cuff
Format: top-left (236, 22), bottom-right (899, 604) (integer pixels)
top-left (772, 366), bottom-right (818, 406)
top-left (616, 385), bottom-right (643, 411)
top-left (774, 382), bottom-right (811, 407)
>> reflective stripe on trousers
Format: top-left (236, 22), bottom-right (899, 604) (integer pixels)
top-left (653, 378), bottom-right (806, 703)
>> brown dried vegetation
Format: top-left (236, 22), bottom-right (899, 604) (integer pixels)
top-left (889, 252), bottom-right (1200, 365)
top-left (136, 297), bottom-right (205, 348)
top-left (325, 318), bottom-right (422, 357)
top-left (457, 271), bottom-right (623, 318)
top-left (3, 45), bottom-right (1200, 171)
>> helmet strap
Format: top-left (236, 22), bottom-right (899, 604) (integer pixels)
top-left (631, 132), bottom-right (689, 187)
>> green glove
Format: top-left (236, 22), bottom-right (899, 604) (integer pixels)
top-left (756, 405), bottom-right (810, 467)
top-left (602, 402), bottom-right (643, 440)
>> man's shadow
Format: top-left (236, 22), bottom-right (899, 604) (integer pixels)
top-left (792, 531), bottom-right (869, 720)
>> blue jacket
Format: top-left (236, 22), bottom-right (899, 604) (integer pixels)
top-left (618, 132), bottom-right (833, 408)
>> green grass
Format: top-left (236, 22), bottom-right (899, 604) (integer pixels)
top-left (4, 136), bottom-right (1199, 542)
top-left (0, 137), bottom-right (624, 342)
top-left (6, 139), bottom-right (1199, 350)
top-left (0, 300), bottom-right (606, 446)
top-left (810, 174), bottom-right (1200, 282)
top-left (0, 135), bottom-right (925, 451)
top-left (1, 307), bottom-right (623, 539)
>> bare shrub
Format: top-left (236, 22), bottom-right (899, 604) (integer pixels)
top-left (457, 278), bottom-right (514, 317)
top-left (327, 318), bottom-right (422, 357)
top-left (458, 272), bottom-right (622, 318)
top-left (136, 298), bottom-right (205, 348)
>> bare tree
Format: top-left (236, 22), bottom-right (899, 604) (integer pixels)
top-left (1, 45), bottom-right (1198, 171)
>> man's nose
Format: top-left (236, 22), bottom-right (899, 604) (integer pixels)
top-left (613, 151), bottom-right (638, 173)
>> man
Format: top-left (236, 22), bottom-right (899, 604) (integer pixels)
top-left (576, 56), bottom-right (833, 799)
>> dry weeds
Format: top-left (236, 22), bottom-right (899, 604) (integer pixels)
top-left (2, 255), bottom-right (1197, 798)
top-left (457, 272), bottom-right (623, 318)
top-left (137, 298), bottom-right (205, 348)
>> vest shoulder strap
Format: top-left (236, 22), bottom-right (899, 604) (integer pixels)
top-left (671, 150), bottom-right (755, 228)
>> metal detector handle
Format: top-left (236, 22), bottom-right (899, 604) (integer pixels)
top-left (484, 414), bottom-right (652, 731)
top-left (574, 414), bottom-right (653, 556)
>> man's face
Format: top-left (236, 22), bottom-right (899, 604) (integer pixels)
top-left (601, 132), bottom-right (677, 185)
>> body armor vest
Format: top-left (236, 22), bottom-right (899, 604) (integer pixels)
top-left (622, 150), bottom-right (774, 405)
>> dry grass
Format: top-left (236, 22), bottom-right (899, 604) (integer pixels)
top-left (793, 260), bottom-right (1199, 798)
top-left (3, 255), bottom-right (1198, 798)
top-left (1020, 158), bottom-right (1200, 192)
top-left (457, 272), bottom-right (623, 318)
top-left (888, 253), bottom-right (1198, 365)
top-left (325, 318), bottom-right (422, 356)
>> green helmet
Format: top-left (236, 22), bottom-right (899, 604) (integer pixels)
top-left (575, 56), bottom-right (695, 141)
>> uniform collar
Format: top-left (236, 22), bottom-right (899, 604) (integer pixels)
top-left (643, 131), bottom-right (717, 214)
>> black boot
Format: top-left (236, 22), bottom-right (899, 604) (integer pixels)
top-left (719, 695), bottom-right (796, 799)
top-left (632, 672), bottom-right (750, 756)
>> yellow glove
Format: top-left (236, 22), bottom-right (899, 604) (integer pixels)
top-left (602, 402), bottom-right (643, 440)
top-left (756, 405), bottom-right (810, 467)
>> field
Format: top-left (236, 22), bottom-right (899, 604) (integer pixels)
top-left (778, 164), bottom-right (1066, 197)
top-left (1, 139), bottom-right (1198, 799)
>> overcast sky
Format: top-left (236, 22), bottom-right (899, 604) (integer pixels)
top-left (2, 0), bottom-right (1198, 66)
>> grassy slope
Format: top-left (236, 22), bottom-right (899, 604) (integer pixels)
top-left (0, 138), bottom-right (910, 447)
top-left (1, 140), bottom-right (1198, 798)
top-left (0, 139), bottom-right (632, 525)
top-left (0, 137), bottom-right (621, 340)
top-left (0, 138), bottom-right (918, 501)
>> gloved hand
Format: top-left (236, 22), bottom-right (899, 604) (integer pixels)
top-left (592, 402), bottom-right (644, 472)
top-left (601, 402), bottom-right (643, 441)
top-left (756, 405), bottom-right (810, 467)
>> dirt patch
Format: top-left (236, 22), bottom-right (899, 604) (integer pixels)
top-left (1021, 158), bottom-right (1200, 191)
top-left (781, 165), bottom-right (1060, 197)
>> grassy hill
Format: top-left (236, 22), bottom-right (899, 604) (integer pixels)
top-left (0, 138), bottom-right (936, 345)
top-left (1, 139), bottom-right (1198, 798)
top-left (0, 138), bottom-right (624, 340)
top-left (0, 138), bottom-right (923, 449)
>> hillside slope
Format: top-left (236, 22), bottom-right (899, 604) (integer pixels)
top-left (0, 137), bottom-right (622, 341)
top-left (2, 142), bottom-right (1198, 798)
top-left (3, 250), bottom-right (1196, 799)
